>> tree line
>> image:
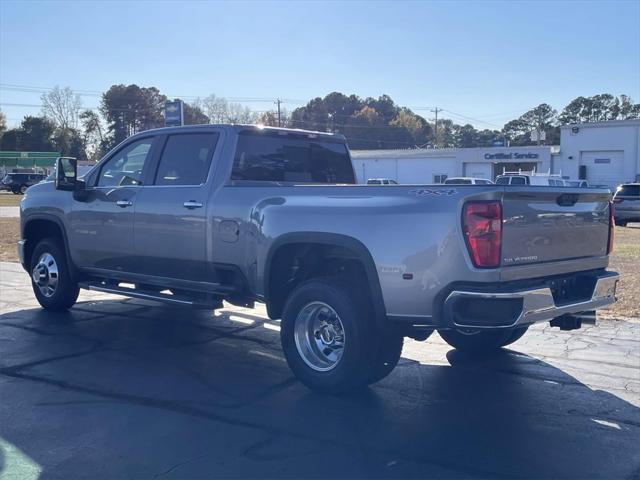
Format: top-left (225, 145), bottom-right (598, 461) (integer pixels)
top-left (0, 85), bottom-right (638, 161)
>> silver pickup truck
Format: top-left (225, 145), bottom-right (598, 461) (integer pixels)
top-left (18, 125), bottom-right (619, 394)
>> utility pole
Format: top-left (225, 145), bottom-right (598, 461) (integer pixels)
top-left (431, 107), bottom-right (442, 147)
top-left (275, 98), bottom-right (282, 127)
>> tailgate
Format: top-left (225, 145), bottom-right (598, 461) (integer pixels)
top-left (501, 188), bottom-right (611, 267)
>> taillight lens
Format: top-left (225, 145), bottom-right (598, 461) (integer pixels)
top-left (463, 201), bottom-right (502, 268)
top-left (607, 201), bottom-right (614, 254)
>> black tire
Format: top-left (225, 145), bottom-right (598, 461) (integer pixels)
top-left (366, 331), bottom-right (404, 385)
top-left (439, 326), bottom-right (529, 353)
top-left (11, 188), bottom-right (20, 195)
top-left (615, 220), bottom-right (627, 227)
top-left (280, 278), bottom-right (377, 394)
top-left (30, 238), bottom-right (79, 311)
top-left (19, 184), bottom-right (28, 194)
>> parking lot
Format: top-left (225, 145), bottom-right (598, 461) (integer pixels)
top-left (1, 259), bottom-right (639, 479)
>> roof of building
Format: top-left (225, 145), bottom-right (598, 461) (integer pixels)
top-left (560, 119), bottom-right (640, 129)
top-left (350, 144), bottom-right (556, 159)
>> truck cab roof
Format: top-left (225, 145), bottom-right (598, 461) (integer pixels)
top-left (134, 124), bottom-right (347, 142)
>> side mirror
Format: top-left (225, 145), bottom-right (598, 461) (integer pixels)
top-left (55, 157), bottom-right (77, 191)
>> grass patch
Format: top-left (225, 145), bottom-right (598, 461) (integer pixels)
top-left (605, 224), bottom-right (640, 318)
top-left (0, 217), bottom-right (20, 263)
top-left (0, 192), bottom-right (23, 207)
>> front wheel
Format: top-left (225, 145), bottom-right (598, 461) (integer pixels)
top-left (614, 220), bottom-right (627, 227)
top-left (439, 326), bottom-right (529, 353)
top-left (19, 184), bottom-right (28, 194)
top-left (280, 278), bottom-right (379, 394)
top-left (30, 238), bottom-right (79, 311)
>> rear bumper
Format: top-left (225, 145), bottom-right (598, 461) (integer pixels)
top-left (442, 270), bottom-right (619, 329)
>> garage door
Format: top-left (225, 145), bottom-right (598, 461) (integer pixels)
top-left (580, 150), bottom-right (625, 188)
top-left (463, 163), bottom-right (492, 180)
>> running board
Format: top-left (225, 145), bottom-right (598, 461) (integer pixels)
top-left (78, 282), bottom-right (220, 308)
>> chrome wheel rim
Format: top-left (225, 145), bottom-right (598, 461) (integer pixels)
top-left (20, 185), bottom-right (27, 194)
top-left (32, 253), bottom-right (59, 297)
top-left (294, 301), bottom-right (345, 372)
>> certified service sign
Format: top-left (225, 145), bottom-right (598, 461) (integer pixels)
top-left (165, 100), bottom-right (184, 127)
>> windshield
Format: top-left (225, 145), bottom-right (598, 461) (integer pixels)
top-left (2, 174), bottom-right (15, 184)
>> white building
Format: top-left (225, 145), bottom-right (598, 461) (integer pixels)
top-left (351, 119), bottom-right (640, 188)
top-left (554, 120), bottom-right (640, 187)
top-left (351, 145), bottom-right (554, 184)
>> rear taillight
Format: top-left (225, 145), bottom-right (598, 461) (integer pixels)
top-left (607, 202), bottom-right (614, 254)
top-left (463, 201), bottom-right (502, 268)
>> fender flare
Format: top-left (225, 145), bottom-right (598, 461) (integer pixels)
top-left (22, 213), bottom-right (77, 279)
top-left (264, 232), bottom-right (387, 326)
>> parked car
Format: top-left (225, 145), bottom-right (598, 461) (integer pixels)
top-left (0, 172), bottom-right (46, 194)
top-left (19, 125), bottom-right (619, 394)
top-left (444, 177), bottom-right (493, 185)
top-left (367, 178), bottom-right (398, 185)
top-left (613, 183), bottom-right (640, 226)
top-left (495, 173), bottom-right (569, 186)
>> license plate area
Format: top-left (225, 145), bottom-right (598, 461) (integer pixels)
top-left (548, 274), bottom-right (596, 306)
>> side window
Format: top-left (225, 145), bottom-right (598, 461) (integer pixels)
top-left (496, 177), bottom-right (509, 185)
top-left (510, 177), bottom-right (526, 185)
top-left (619, 185), bottom-right (640, 197)
top-left (98, 138), bottom-right (154, 187)
top-left (231, 132), bottom-right (355, 184)
top-left (154, 133), bottom-right (219, 186)
top-left (433, 174), bottom-right (448, 183)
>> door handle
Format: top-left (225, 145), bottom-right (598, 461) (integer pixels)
top-left (183, 201), bottom-right (203, 209)
top-left (116, 200), bottom-right (133, 208)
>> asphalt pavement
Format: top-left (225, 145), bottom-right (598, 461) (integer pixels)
top-left (1, 261), bottom-right (639, 479)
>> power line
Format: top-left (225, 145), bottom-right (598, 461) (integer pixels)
top-left (441, 109), bottom-right (502, 128)
top-left (0, 83), bottom-right (520, 128)
top-left (0, 83), bottom-right (305, 104)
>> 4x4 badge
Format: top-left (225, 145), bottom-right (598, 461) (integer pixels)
top-left (409, 188), bottom-right (457, 196)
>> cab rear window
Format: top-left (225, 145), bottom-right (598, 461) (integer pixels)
top-left (231, 131), bottom-right (355, 184)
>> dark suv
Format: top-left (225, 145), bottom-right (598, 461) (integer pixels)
top-left (1, 172), bottom-right (46, 194)
top-left (613, 183), bottom-right (640, 226)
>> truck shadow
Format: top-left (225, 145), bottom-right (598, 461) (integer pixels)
top-left (0, 299), bottom-right (639, 478)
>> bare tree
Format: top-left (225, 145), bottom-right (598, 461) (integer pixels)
top-left (202, 94), bottom-right (229, 123)
top-left (202, 94), bottom-right (258, 124)
top-left (41, 86), bottom-right (82, 130)
top-left (227, 103), bottom-right (256, 124)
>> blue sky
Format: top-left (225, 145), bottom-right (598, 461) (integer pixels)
top-left (1, 0), bottom-right (639, 129)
